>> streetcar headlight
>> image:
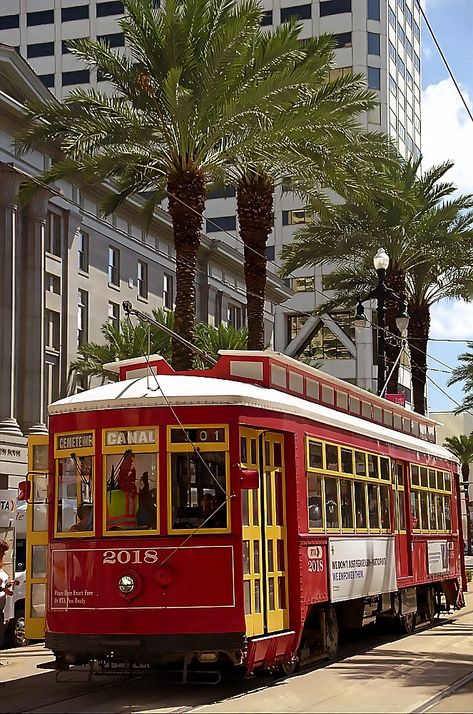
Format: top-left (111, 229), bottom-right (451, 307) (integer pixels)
top-left (118, 575), bottom-right (135, 594)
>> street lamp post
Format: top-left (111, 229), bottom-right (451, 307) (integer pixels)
top-left (354, 248), bottom-right (409, 397)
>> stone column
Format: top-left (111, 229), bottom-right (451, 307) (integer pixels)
top-left (17, 190), bottom-right (50, 435)
top-left (0, 168), bottom-right (23, 437)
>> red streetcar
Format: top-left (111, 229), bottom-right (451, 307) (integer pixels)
top-left (32, 351), bottom-right (467, 676)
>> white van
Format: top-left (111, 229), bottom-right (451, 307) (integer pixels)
top-left (1, 495), bottom-right (27, 648)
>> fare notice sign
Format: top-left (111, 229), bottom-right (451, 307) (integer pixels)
top-left (328, 537), bottom-right (397, 603)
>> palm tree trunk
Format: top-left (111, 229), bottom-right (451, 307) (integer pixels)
top-left (237, 173), bottom-right (274, 350)
top-left (167, 168), bottom-right (206, 371)
top-left (384, 269), bottom-right (406, 395)
top-left (407, 299), bottom-right (430, 415)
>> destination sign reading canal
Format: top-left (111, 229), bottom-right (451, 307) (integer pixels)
top-left (57, 432), bottom-right (93, 450)
top-left (105, 429), bottom-right (156, 446)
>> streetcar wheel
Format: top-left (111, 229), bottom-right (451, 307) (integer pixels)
top-left (323, 605), bottom-right (339, 660)
top-left (399, 611), bottom-right (416, 635)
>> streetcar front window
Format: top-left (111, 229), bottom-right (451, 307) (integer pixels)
top-left (56, 455), bottom-right (93, 533)
top-left (171, 451), bottom-right (228, 530)
top-left (105, 451), bottom-right (158, 531)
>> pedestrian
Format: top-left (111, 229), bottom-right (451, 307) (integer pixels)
top-left (0, 540), bottom-right (14, 649)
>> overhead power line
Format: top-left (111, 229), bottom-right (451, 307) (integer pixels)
top-left (418, 1), bottom-right (473, 123)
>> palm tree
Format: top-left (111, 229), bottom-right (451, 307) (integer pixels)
top-left (69, 310), bottom-right (248, 381)
top-left (16, 0), bottom-right (355, 370)
top-left (448, 343), bottom-right (473, 414)
top-left (281, 156), bottom-right (473, 413)
top-left (443, 434), bottom-right (473, 555)
top-left (406, 262), bottom-right (473, 414)
top-left (233, 47), bottom-right (396, 349)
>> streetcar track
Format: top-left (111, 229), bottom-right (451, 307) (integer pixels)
top-left (5, 613), bottom-right (462, 714)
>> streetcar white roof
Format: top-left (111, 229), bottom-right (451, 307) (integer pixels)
top-left (49, 374), bottom-right (453, 461)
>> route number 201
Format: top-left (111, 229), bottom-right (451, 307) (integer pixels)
top-left (102, 549), bottom-right (158, 565)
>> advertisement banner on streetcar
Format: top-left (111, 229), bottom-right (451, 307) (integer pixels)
top-left (427, 540), bottom-right (449, 575)
top-left (328, 537), bottom-right (396, 603)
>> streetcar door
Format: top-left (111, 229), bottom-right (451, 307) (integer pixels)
top-left (25, 435), bottom-right (49, 641)
top-left (240, 428), bottom-right (264, 637)
top-left (262, 433), bottom-right (289, 632)
top-left (393, 460), bottom-right (412, 578)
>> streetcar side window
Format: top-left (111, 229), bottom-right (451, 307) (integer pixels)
top-left (56, 455), bottom-right (94, 534)
top-left (105, 451), bottom-right (158, 531)
top-left (409, 462), bottom-right (452, 533)
top-left (170, 452), bottom-right (227, 530)
top-left (340, 479), bottom-right (354, 529)
top-left (308, 475), bottom-right (323, 529)
top-left (324, 476), bottom-right (339, 529)
top-left (168, 426), bottom-right (229, 533)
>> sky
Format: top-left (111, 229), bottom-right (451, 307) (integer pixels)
top-left (418, 0), bottom-right (473, 413)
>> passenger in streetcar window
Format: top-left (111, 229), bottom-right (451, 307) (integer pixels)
top-left (69, 503), bottom-right (93, 532)
top-left (199, 493), bottom-right (214, 523)
top-left (137, 472), bottom-right (157, 528)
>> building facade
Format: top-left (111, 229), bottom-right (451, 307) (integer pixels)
top-left (0, 0), bottom-right (421, 396)
top-left (0, 45), bottom-right (290, 489)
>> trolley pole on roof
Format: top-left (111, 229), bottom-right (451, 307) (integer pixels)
top-left (122, 301), bottom-right (217, 368)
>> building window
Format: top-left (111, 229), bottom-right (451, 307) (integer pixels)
top-left (287, 312), bottom-right (355, 360)
top-left (406, 38), bottom-right (413, 60)
top-left (388, 7), bottom-right (396, 29)
top-left (207, 185), bottom-right (236, 200)
top-left (227, 304), bottom-right (244, 329)
top-left (215, 290), bottom-right (223, 325)
top-left (328, 66), bottom-right (352, 81)
top-left (39, 74), bottom-right (55, 88)
top-left (389, 41), bottom-right (396, 61)
top-left (61, 5), bottom-right (89, 22)
top-left (27, 42), bottom-right (54, 58)
top-left (397, 56), bottom-right (405, 78)
top-left (290, 276), bottom-right (315, 292)
top-left (77, 289), bottom-right (88, 346)
top-left (261, 10), bottom-right (272, 25)
top-left (281, 4), bottom-right (311, 22)
top-left (46, 273), bottom-right (61, 294)
top-left (413, 20), bottom-right (420, 40)
top-left (137, 260), bottom-right (148, 299)
top-left (283, 209), bottom-right (314, 226)
top-left (389, 75), bottom-right (397, 94)
top-left (367, 32), bottom-right (380, 56)
top-left (27, 10), bottom-right (54, 26)
top-left (45, 310), bottom-right (60, 350)
top-left (367, 0), bottom-right (380, 21)
top-left (78, 230), bottom-right (89, 273)
top-left (163, 273), bottom-right (174, 309)
top-left (46, 212), bottom-right (62, 257)
top-left (96, 1), bottom-right (124, 16)
top-left (398, 23), bottom-right (405, 46)
top-left (367, 67), bottom-right (380, 90)
top-left (205, 215), bottom-right (236, 233)
top-left (333, 32), bottom-right (352, 48)
top-left (320, 0), bottom-right (351, 17)
top-left (266, 245), bottom-right (275, 261)
top-left (414, 52), bottom-right (420, 72)
top-left (98, 32), bottom-right (125, 47)
top-left (108, 246), bottom-right (120, 286)
top-left (108, 301), bottom-right (120, 331)
top-left (0, 15), bottom-right (19, 30)
top-left (62, 70), bottom-right (90, 86)
top-left (368, 102), bottom-right (381, 124)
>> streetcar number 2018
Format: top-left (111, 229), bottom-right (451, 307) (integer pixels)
top-left (102, 549), bottom-right (158, 565)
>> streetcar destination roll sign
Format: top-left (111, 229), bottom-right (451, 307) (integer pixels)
top-left (328, 537), bottom-right (396, 602)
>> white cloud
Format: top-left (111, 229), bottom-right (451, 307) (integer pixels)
top-left (430, 300), bottom-right (473, 339)
top-left (421, 79), bottom-right (473, 196)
